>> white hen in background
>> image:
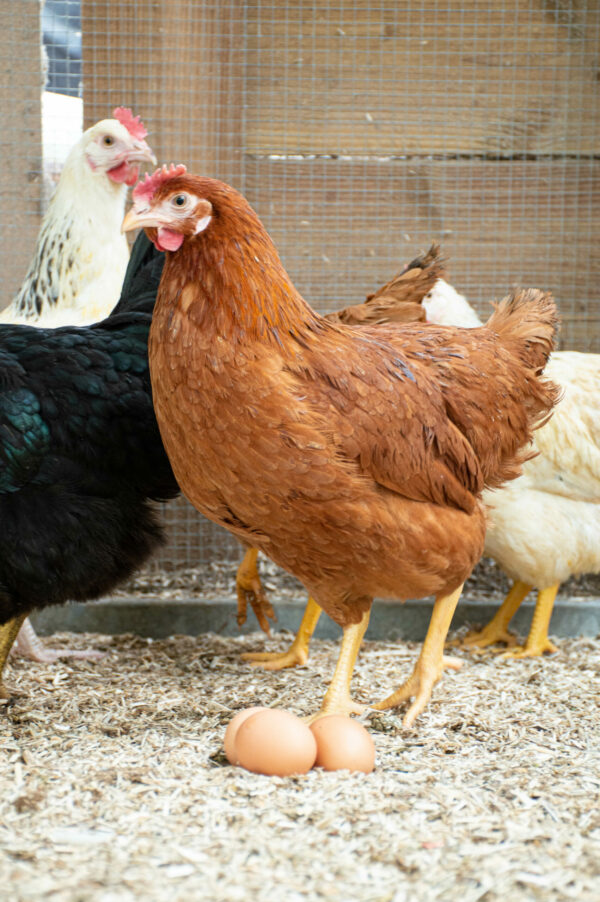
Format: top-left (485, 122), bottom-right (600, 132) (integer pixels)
top-left (3, 106), bottom-right (156, 662)
top-left (423, 278), bottom-right (600, 659)
top-left (1, 106), bottom-right (156, 326)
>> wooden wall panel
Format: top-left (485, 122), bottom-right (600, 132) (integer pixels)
top-left (76, 0), bottom-right (600, 569)
top-left (245, 0), bottom-right (600, 156)
top-left (244, 158), bottom-right (600, 350)
top-left (81, 0), bottom-right (245, 185)
top-left (0, 2), bottom-right (43, 308)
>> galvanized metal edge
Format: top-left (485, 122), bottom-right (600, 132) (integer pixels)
top-left (30, 596), bottom-right (600, 642)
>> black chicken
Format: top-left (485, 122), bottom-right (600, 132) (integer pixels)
top-left (0, 233), bottom-right (180, 693)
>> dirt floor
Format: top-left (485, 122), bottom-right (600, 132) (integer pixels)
top-left (1, 626), bottom-right (599, 901)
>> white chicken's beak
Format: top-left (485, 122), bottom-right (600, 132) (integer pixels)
top-left (126, 140), bottom-right (157, 167)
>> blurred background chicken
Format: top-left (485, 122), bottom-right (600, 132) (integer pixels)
top-left (1, 107), bottom-right (156, 662)
top-left (420, 279), bottom-right (600, 659)
top-left (0, 232), bottom-right (180, 698)
top-left (1, 106), bottom-right (155, 328)
top-left (125, 169), bottom-right (559, 726)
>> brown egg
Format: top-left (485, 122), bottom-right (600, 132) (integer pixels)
top-left (224, 707), bottom-right (269, 765)
top-left (310, 716), bottom-right (375, 773)
top-left (235, 709), bottom-right (317, 776)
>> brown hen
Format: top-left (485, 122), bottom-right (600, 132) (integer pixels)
top-left (123, 168), bottom-right (559, 726)
top-left (235, 243), bottom-right (445, 634)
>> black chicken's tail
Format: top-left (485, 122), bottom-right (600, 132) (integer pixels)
top-left (110, 232), bottom-right (165, 318)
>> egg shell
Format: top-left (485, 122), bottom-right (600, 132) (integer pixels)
top-left (310, 716), bottom-right (375, 773)
top-left (235, 709), bottom-right (317, 776)
top-left (224, 707), bottom-right (269, 765)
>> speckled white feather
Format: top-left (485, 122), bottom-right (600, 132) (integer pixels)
top-left (0, 119), bottom-right (135, 326)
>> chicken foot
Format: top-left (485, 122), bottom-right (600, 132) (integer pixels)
top-left (502, 584), bottom-right (559, 659)
top-left (12, 617), bottom-right (105, 663)
top-left (242, 597), bottom-right (322, 670)
top-left (0, 614), bottom-right (27, 698)
top-left (374, 585), bottom-right (464, 728)
top-left (452, 580), bottom-right (532, 651)
top-left (306, 607), bottom-right (371, 722)
top-left (236, 547), bottom-right (277, 634)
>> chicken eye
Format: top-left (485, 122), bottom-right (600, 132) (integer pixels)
top-left (103, 135), bottom-right (114, 146)
top-left (172, 195), bottom-right (187, 208)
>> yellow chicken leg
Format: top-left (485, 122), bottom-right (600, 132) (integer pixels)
top-left (236, 547), bottom-right (276, 634)
top-left (307, 607), bottom-right (371, 721)
top-left (0, 614), bottom-right (27, 698)
top-left (456, 580), bottom-right (532, 650)
top-left (242, 597), bottom-right (323, 670)
top-left (502, 584), bottom-right (559, 659)
top-left (374, 585), bottom-right (464, 728)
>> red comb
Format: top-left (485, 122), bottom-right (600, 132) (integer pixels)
top-left (133, 164), bottom-right (188, 204)
top-left (113, 107), bottom-right (148, 141)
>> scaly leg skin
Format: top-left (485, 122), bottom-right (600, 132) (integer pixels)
top-left (236, 547), bottom-right (276, 635)
top-left (374, 585), bottom-right (464, 728)
top-left (307, 607), bottom-right (371, 722)
top-left (242, 597), bottom-right (323, 670)
top-left (0, 614), bottom-right (27, 699)
top-left (12, 618), bottom-right (105, 663)
top-left (502, 584), bottom-right (559, 659)
top-left (453, 580), bottom-right (532, 651)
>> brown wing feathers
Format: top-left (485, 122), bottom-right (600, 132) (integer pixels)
top-left (325, 244), bottom-right (444, 327)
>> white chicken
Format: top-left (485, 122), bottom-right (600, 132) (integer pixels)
top-left (423, 279), bottom-right (600, 658)
top-left (3, 106), bottom-right (156, 661)
top-left (1, 106), bottom-right (156, 326)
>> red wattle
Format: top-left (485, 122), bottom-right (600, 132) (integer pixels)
top-left (107, 162), bottom-right (140, 186)
top-left (156, 228), bottom-right (185, 252)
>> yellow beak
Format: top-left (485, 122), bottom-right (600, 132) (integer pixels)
top-left (121, 208), bottom-right (161, 233)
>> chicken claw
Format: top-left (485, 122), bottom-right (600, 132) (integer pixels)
top-left (501, 638), bottom-right (558, 660)
top-left (501, 584), bottom-right (560, 660)
top-left (374, 654), bottom-right (463, 728)
top-left (241, 597), bottom-right (322, 671)
top-left (453, 623), bottom-right (518, 651)
top-left (242, 646), bottom-right (309, 671)
top-left (449, 580), bottom-right (532, 652)
top-left (12, 618), bottom-right (104, 663)
top-left (236, 547), bottom-right (276, 634)
top-left (374, 585), bottom-right (464, 728)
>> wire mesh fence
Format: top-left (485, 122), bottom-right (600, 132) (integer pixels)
top-left (1, 0), bottom-right (599, 572)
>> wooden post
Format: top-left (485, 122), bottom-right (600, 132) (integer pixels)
top-left (0, 1), bottom-right (43, 308)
